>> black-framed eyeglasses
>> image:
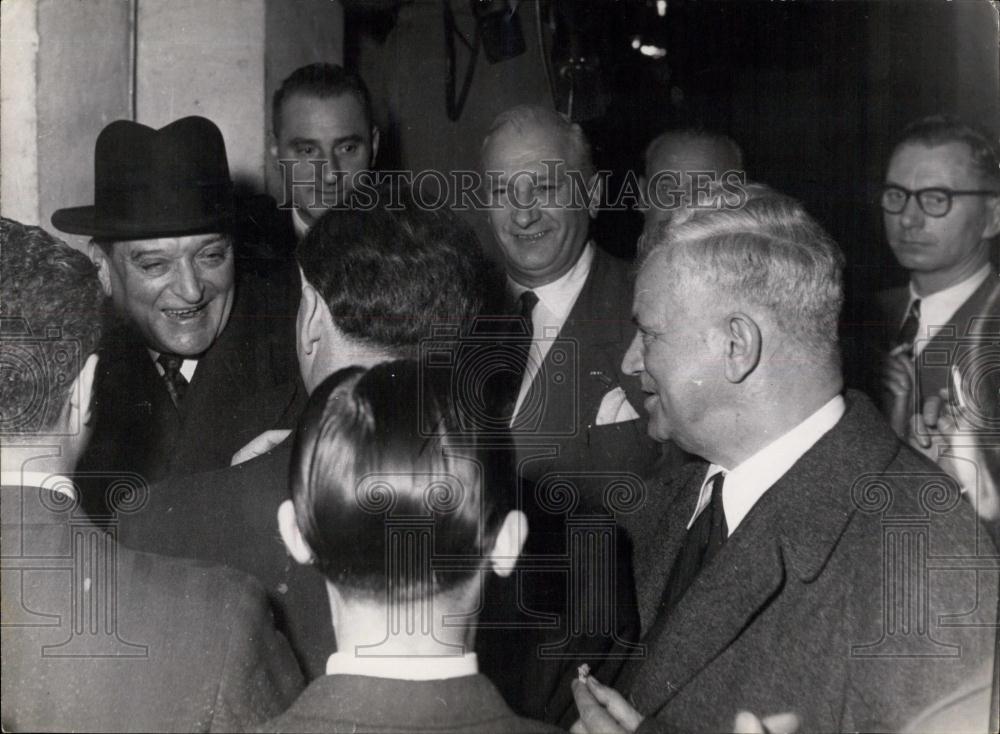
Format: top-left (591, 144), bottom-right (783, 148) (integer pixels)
top-left (880, 185), bottom-right (999, 217)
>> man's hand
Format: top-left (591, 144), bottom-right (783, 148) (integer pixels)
top-left (231, 429), bottom-right (292, 466)
top-left (910, 388), bottom-right (999, 522)
top-left (732, 711), bottom-right (801, 734)
top-left (881, 350), bottom-right (915, 440)
top-left (570, 675), bottom-right (644, 734)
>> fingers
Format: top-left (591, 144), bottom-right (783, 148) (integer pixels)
top-left (571, 679), bottom-right (628, 734)
top-left (732, 711), bottom-right (766, 734)
top-left (732, 711), bottom-right (801, 734)
top-left (231, 429), bottom-right (292, 466)
top-left (584, 676), bottom-right (645, 731)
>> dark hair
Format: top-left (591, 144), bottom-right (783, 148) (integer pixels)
top-left (289, 360), bottom-right (514, 601)
top-left (272, 63), bottom-right (374, 137)
top-left (296, 184), bottom-right (497, 356)
top-left (893, 115), bottom-right (1000, 188)
top-left (0, 218), bottom-right (106, 433)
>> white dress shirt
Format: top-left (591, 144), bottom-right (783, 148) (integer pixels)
top-left (507, 242), bottom-right (595, 421)
top-left (687, 394), bottom-right (847, 535)
top-left (325, 651), bottom-right (478, 681)
top-left (148, 350), bottom-right (197, 383)
top-left (905, 265), bottom-right (991, 358)
top-left (1, 471), bottom-right (76, 500)
top-left (292, 206), bottom-right (311, 241)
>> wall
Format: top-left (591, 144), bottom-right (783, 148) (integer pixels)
top-left (0, 0), bottom-right (343, 251)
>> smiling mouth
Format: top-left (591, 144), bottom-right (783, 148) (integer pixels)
top-left (515, 231), bottom-right (548, 242)
top-left (162, 304), bottom-right (207, 321)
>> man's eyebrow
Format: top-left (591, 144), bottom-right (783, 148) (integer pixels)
top-left (198, 235), bottom-right (229, 249)
top-left (128, 248), bottom-right (167, 261)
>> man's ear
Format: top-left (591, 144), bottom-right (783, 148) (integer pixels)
top-left (297, 279), bottom-right (325, 357)
top-left (87, 242), bottom-right (113, 296)
top-left (488, 510), bottom-right (528, 578)
top-left (370, 126), bottom-right (380, 167)
top-left (722, 312), bottom-right (762, 384)
top-left (586, 171), bottom-right (603, 220)
top-left (277, 499), bottom-right (315, 566)
top-left (69, 353), bottom-right (100, 429)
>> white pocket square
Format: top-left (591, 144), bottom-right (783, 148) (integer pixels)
top-left (595, 386), bottom-right (641, 426)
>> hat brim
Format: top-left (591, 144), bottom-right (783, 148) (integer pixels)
top-left (52, 206), bottom-right (233, 240)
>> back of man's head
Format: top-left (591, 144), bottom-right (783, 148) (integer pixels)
top-left (288, 360), bottom-right (514, 603)
top-left (644, 128), bottom-right (744, 178)
top-left (272, 62), bottom-right (373, 137)
top-left (645, 190), bottom-right (845, 366)
top-left (1, 218), bottom-right (105, 436)
top-left (296, 185), bottom-right (497, 365)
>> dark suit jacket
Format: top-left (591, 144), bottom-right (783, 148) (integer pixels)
top-left (117, 441), bottom-right (336, 681)
top-left (253, 673), bottom-right (560, 733)
top-left (511, 246), bottom-right (682, 512)
top-left (78, 272), bottom-right (304, 495)
top-left (878, 272), bottom-right (1000, 411)
top-left (618, 391), bottom-right (999, 732)
top-left (1, 482), bottom-right (304, 732)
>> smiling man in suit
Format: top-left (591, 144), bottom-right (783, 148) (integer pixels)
top-left (52, 116), bottom-right (301, 495)
top-left (0, 218), bottom-right (302, 732)
top-left (570, 192), bottom-right (998, 733)
top-left (480, 104), bottom-right (673, 513)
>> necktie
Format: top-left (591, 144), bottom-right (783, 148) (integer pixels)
top-left (656, 472), bottom-right (729, 622)
top-left (894, 298), bottom-right (921, 356)
top-left (157, 353), bottom-right (189, 408)
top-left (512, 290), bottom-right (539, 384)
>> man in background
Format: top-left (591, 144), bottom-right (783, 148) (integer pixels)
top-left (878, 115), bottom-right (1000, 535)
top-left (0, 218), bottom-right (302, 732)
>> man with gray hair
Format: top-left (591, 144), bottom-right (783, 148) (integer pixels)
top-left (570, 193), bottom-right (998, 733)
top-left (480, 104), bottom-right (672, 511)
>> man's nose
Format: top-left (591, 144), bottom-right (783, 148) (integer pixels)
top-left (621, 331), bottom-right (644, 376)
top-left (174, 261), bottom-right (204, 303)
top-left (898, 193), bottom-right (925, 229)
top-left (322, 153), bottom-right (342, 182)
top-left (512, 199), bottom-right (541, 229)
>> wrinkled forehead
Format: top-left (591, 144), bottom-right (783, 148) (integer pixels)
top-left (886, 141), bottom-right (983, 188)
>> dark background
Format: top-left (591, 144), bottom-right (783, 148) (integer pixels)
top-left (345, 0), bottom-right (999, 323)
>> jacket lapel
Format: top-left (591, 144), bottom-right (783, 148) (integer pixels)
top-left (627, 392), bottom-right (899, 716)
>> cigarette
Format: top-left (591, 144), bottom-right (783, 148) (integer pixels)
top-left (950, 365), bottom-right (967, 410)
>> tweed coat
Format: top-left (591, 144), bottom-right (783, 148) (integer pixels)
top-left (1, 481), bottom-right (304, 732)
top-left (253, 673), bottom-right (561, 734)
top-left (618, 391), bottom-right (998, 733)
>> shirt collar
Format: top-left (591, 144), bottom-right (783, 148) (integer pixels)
top-left (325, 651), bottom-right (478, 681)
top-left (0, 472), bottom-right (76, 500)
top-left (147, 349), bottom-right (198, 383)
top-left (292, 206), bottom-right (312, 241)
top-left (907, 265), bottom-right (991, 353)
top-left (688, 394), bottom-right (846, 535)
top-left (507, 242), bottom-right (595, 321)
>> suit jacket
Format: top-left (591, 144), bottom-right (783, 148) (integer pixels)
top-left (511, 246), bottom-right (683, 512)
top-left (620, 391), bottom-right (999, 733)
top-left (877, 272), bottom-right (1000, 411)
top-left (253, 673), bottom-right (560, 733)
top-left (1, 482), bottom-right (304, 732)
top-left (78, 272), bottom-right (304, 495)
top-left (116, 441), bottom-right (337, 681)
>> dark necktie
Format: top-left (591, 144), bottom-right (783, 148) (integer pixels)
top-left (894, 298), bottom-right (921, 356)
top-left (157, 353), bottom-right (189, 408)
top-left (512, 290), bottom-right (539, 384)
top-left (656, 472), bottom-right (729, 623)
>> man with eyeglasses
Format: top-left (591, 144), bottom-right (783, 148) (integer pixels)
top-left (878, 115), bottom-right (1000, 539)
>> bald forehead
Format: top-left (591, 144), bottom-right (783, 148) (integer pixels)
top-left (645, 135), bottom-right (741, 177)
top-left (482, 117), bottom-right (583, 170)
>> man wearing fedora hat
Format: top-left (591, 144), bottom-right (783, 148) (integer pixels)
top-left (53, 116), bottom-right (303, 499)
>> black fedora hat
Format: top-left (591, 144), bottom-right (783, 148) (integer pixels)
top-left (52, 116), bottom-right (235, 239)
